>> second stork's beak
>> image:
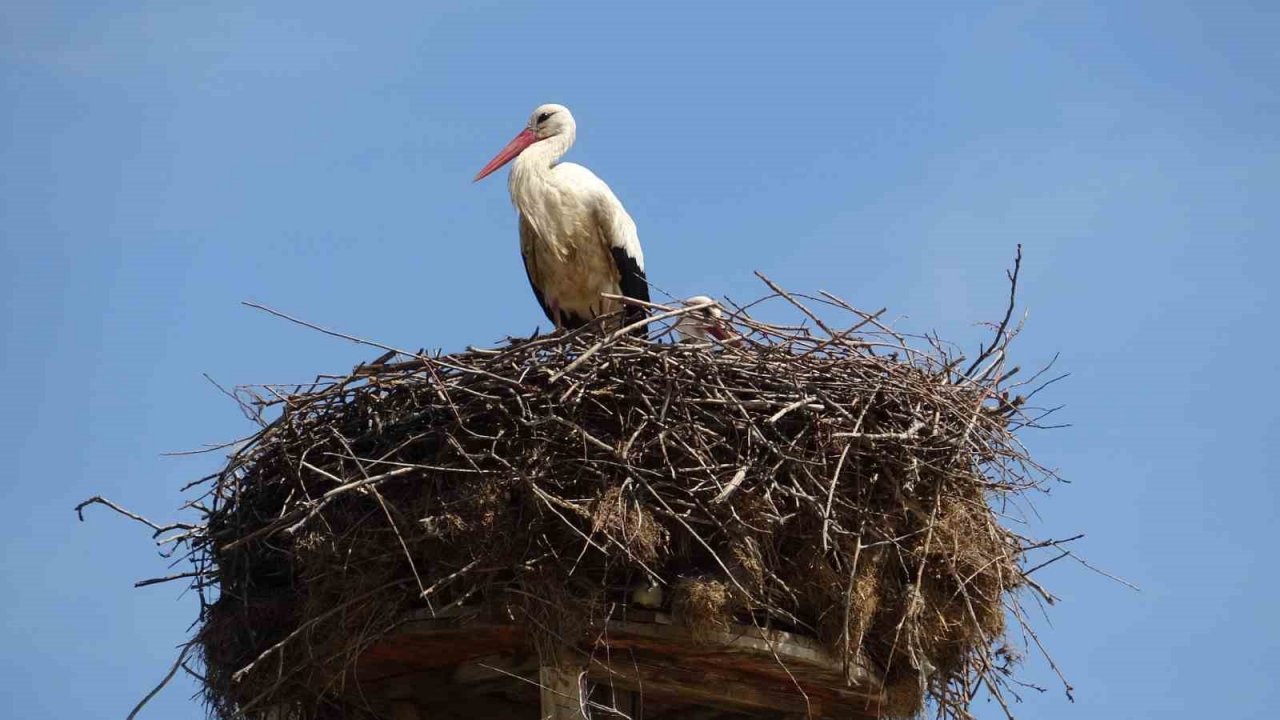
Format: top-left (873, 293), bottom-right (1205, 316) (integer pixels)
top-left (473, 128), bottom-right (538, 181)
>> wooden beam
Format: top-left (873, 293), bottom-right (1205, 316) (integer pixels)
top-left (357, 611), bottom-right (887, 718)
top-left (586, 656), bottom-right (822, 716)
top-left (540, 665), bottom-right (586, 720)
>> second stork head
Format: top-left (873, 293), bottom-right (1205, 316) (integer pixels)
top-left (674, 296), bottom-right (733, 343)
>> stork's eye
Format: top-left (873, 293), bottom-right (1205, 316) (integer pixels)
top-left (537, 112), bottom-right (554, 124)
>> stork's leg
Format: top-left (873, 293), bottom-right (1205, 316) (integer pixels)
top-left (550, 301), bottom-right (564, 332)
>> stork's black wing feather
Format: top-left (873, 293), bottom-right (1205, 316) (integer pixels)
top-left (519, 251), bottom-right (555, 326)
top-left (610, 246), bottom-right (650, 336)
top-left (518, 215), bottom-right (556, 328)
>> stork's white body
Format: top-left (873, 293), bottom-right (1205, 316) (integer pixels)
top-left (512, 152), bottom-right (644, 326)
top-left (475, 104), bottom-right (648, 332)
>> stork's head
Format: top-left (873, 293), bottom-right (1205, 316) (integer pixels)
top-left (674, 296), bottom-right (733, 343)
top-left (474, 103), bottom-right (576, 182)
top-left (528, 103), bottom-right (574, 141)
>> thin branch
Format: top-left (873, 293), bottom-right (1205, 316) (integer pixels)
top-left (127, 642), bottom-right (192, 720)
top-left (74, 496), bottom-right (195, 537)
top-left (965, 244), bottom-right (1022, 378)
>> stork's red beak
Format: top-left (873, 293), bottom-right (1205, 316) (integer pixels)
top-left (473, 128), bottom-right (537, 181)
top-left (707, 322), bottom-right (732, 342)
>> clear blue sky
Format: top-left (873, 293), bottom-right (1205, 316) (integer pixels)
top-left (2, 1), bottom-right (1276, 717)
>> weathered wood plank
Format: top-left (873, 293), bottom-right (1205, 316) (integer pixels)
top-left (540, 665), bottom-right (586, 720)
top-left (355, 611), bottom-right (886, 718)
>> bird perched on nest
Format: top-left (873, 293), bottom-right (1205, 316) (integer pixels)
top-left (673, 295), bottom-right (733, 343)
top-left (474, 103), bottom-right (649, 336)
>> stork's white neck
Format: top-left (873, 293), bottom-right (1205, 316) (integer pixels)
top-left (510, 132), bottom-right (574, 191)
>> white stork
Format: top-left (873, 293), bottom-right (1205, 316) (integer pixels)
top-left (673, 295), bottom-right (733, 343)
top-left (474, 103), bottom-right (649, 334)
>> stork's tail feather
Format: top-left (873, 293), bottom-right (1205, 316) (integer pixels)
top-left (624, 305), bottom-right (649, 339)
top-left (608, 246), bottom-right (651, 339)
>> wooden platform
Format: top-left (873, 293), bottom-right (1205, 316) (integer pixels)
top-left (353, 609), bottom-right (886, 719)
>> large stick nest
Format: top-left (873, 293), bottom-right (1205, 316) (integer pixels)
top-left (95, 269), bottom-right (1071, 720)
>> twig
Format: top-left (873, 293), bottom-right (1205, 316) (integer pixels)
top-left (821, 445), bottom-right (850, 552)
top-left (964, 244), bottom-right (1022, 378)
top-left (74, 496), bottom-right (194, 537)
top-left (710, 467), bottom-right (748, 505)
top-left (127, 642), bottom-right (192, 720)
top-left (547, 302), bottom-right (721, 382)
top-left (242, 301), bottom-right (415, 357)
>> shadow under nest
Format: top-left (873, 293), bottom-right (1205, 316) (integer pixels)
top-left (184, 286), bottom-right (1059, 720)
